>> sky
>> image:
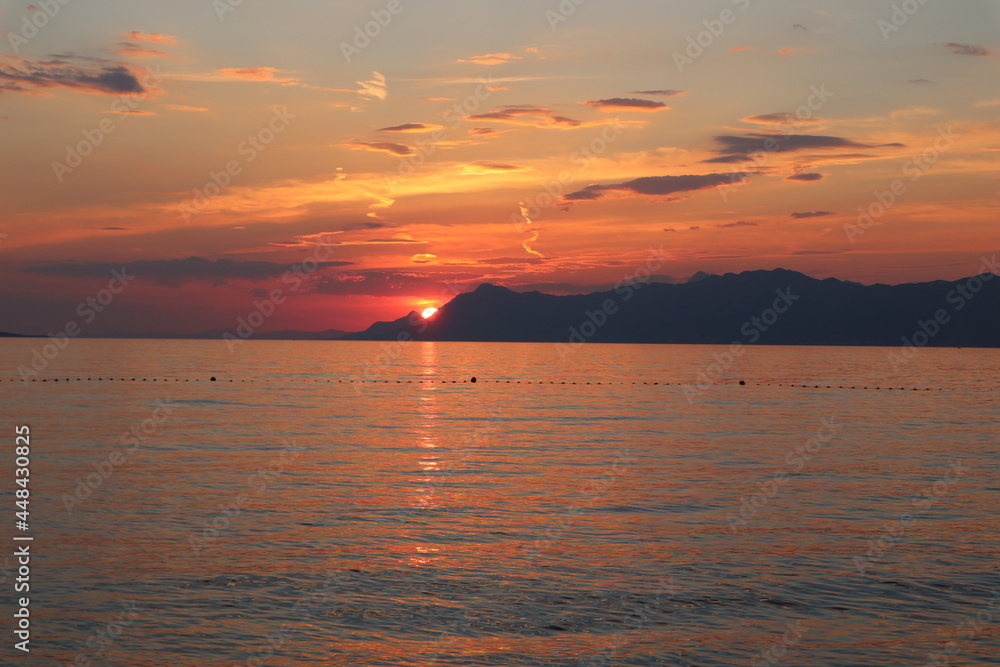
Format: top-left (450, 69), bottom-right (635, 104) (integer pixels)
top-left (1, 0), bottom-right (998, 335)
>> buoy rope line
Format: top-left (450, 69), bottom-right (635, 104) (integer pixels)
top-left (1, 377), bottom-right (993, 392)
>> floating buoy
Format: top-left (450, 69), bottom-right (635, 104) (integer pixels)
top-left (210, 377), bottom-right (217, 382)
top-left (471, 377), bottom-right (477, 383)
top-left (739, 380), bottom-right (746, 386)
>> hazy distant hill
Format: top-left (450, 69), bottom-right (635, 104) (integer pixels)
top-left (99, 329), bottom-right (348, 341)
top-left (0, 331), bottom-right (31, 337)
top-left (343, 268), bottom-right (1000, 347)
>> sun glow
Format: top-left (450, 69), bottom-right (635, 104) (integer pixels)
top-left (421, 307), bottom-right (438, 319)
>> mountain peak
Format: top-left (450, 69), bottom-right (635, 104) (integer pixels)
top-left (687, 271), bottom-right (712, 284)
top-left (473, 283), bottom-right (513, 294)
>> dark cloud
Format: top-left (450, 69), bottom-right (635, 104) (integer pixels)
top-left (0, 59), bottom-right (145, 95)
top-left (793, 23), bottom-right (808, 31)
top-left (565, 173), bottom-right (749, 202)
top-left (309, 271), bottom-right (480, 297)
top-left (466, 161), bottom-right (520, 171)
top-left (703, 154), bottom-right (756, 164)
top-left (713, 133), bottom-right (898, 159)
top-left (583, 98), bottom-right (668, 110)
top-left (477, 257), bottom-right (546, 265)
top-left (347, 141), bottom-right (413, 156)
top-left (470, 127), bottom-right (499, 136)
top-left (791, 211), bottom-right (835, 219)
top-left (630, 89), bottom-right (685, 97)
top-left (24, 257), bottom-right (353, 288)
top-left (718, 220), bottom-right (758, 228)
top-left (791, 250), bottom-right (844, 255)
top-left (377, 123), bottom-right (441, 133)
top-left (706, 133), bottom-right (903, 166)
top-left (467, 106), bottom-right (588, 128)
top-left (512, 276), bottom-right (676, 295)
top-left (942, 42), bottom-right (991, 56)
top-left (786, 172), bottom-right (824, 182)
top-left (741, 112), bottom-right (820, 126)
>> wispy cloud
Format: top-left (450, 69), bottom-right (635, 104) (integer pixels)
top-left (583, 98), bottom-right (668, 111)
top-left (215, 67), bottom-right (299, 84)
top-left (741, 112), bottom-right (821, 126)
top-left (630, 89), bottom-right (685, 97)
top-left (467, 105), bottom-right (627, 129)
top-left (565, 173), bottom-right (749, 202)
top-left (122, 31), bottom-right (177, 45)
top-left (791, 211), bottom-right (835, 219)
top-left (0, 58), bottom-right (147, 96)
top-left (356, 71), bottom-right (387, 100)
top-left (24, 257), bottom-right (352, 287)
top-left (786, 172), bottom-right (824, 182)
top-left (456, 53), bottom-right (520, 66)
top-left (347, 141), bottom-right (412, 156)
top-left (377, 123), bottom-right (444, 133)
top-left (941, 42), bottom-right (991, 56)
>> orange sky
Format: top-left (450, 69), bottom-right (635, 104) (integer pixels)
top-left (1, 1), bottom-right (998, 334)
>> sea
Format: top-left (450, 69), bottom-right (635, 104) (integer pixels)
top-left (0, 339), bottom-right (997, 666)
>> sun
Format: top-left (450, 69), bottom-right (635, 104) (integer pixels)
top-left (421, 307), bottom-right (438, 319)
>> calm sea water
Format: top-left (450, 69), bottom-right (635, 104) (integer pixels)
top-left (0, 340), bottom-right (997, 666)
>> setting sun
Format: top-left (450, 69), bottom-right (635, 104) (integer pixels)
top-left (421, 307), bottom-right (438, 319)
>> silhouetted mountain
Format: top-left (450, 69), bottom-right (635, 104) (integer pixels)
top-left (0, 331), bottom-right (33, 337)
top-left (344, 269), bottom-right (1000, 347)
top-left (341, 312), bottom-right (424, 341)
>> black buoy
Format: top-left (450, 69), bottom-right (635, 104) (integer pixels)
top-left (739, 380), bottom-right (746, 386)
top-left (471, 377), bottom-right (477, 383)
top-left (210, 376), bottom-right (217, 382)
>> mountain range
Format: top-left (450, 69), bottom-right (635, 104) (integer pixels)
top-left (3, 269), bottom-right (998, 346)
top-left (343, 268), bottom-right (1000, 347)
